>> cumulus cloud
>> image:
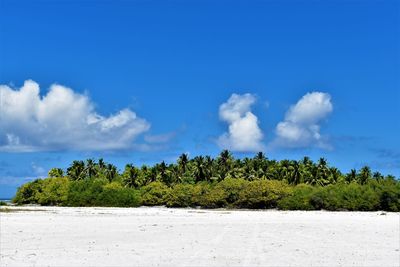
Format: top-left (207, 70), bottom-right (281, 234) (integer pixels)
top-left (273, 92), bottom-right (333, 149)
top-left (217, 93), bottom-right (264, 152)
top-left (0, 80), bottom-right (150, 152)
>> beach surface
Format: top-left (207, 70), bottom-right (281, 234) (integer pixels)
top-left (1, 206), bottom-right (399, 267)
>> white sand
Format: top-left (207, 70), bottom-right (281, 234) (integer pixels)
top-left (0, 206), bottom-right (399, 267)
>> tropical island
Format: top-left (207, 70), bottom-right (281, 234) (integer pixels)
top-left (13, 151), bottom-right (399, 211)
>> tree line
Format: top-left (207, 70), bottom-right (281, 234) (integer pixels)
top-left (13, 151), bottom-right (400, 211)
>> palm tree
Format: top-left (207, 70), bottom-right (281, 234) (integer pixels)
top-left (48, 168), bottom-right (64, 178)
top-left (98, 158), bottom-right (106, 170)
top-left (85, 159), bottom-right (96, 179)
top-left (156, 161), bottom-right (172, 185)
top-left (67, 160), bottom-right (85, 181)
top-left (288, 161), bottom-right (302, 185)
top-left (316, 157), bottom-right (330, 185)
top-left (329, 167), bottom-right (342, 184)
top-left (178, 153), bottom-right (189, 175)
top-left (193, 156), bottom-right (206, 182)
top-left (358, 166), bottom-right (371, 185)
top-left (346, 169), bottom-right (357, 183)
top-left (217, 150), bottom-right (233, 180)
top-left (255, 152), bottom-right (266, 161)
top-left (301, 156), bottom-right (313, 166)
top-left (373, 171), bottom-right (383, 181)
top-left (122, 164), bottom-right (141, 188)
top-left (105, 163), bottom-right (118, 182)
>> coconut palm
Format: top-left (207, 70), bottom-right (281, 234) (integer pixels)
top-left (67, 160), bottom-right (85, 181)
top-left (122, 164), bottom-right (141, 188)
top-left (358, 166), bottom-right (371, 185)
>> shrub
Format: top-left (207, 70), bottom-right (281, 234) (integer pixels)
top-left (215, 178), bottom-right (249, 206)
top-left (236, 180), bottom-right (292, 209)
top-left (277, 184), bottom-right (315, 210)
top-left (370, 179), bottom-right (400, 211)
top-left (66, 179), bottom-right (108, 206)
top-left (140, 181), bottom-right (170, 206)
top-left (96, 187), bottom-right (140, 207)
top-left (166, 184), bottom-right (196, 207)
top-left (190, 182), bottom-right (213, 207)
top-left (199, 185), bottom-right (227, 208)
top-left (306, 183), bottom-right (380, 211)
top-left (13, 179), bottom-right (44, 205)
top-left (37, 177), bottom-right (70, 206)
top-left (66, 179), bottom-right (140, 207)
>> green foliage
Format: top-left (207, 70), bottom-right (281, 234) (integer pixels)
top-left (13, 179), bottom-right (44, 204)
top-left (0, 201), bottom-right (8, 206)
top-left (66, 178), bottom-right (139, 207)
top-left (36, 177), bottom-right (70, 206)
top-left (139, 182), bottom-right (170, 206)
top-left (277, 184), bottom-right (316, 210)
top-left (48, 168), bottom-right (64, 178)
top-left (166, 184), bottom-right (196, 207)
top-left (278, 181), bottom-right (399, 211)
top-left (12, 153), bottom-right (400, 211)
top-left (96, 186), bottom-right (140, 207)
top-left (236, 180), bottom-right (292, 208)
top-left (66, 178), bottom-right (108, 206)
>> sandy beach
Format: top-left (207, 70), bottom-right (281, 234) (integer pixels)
top-left (0, 206), bottom-right (399, 267)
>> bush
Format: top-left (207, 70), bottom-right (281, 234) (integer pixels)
top-left (297, 183), bottom-right (381, 211)
top-left (66, 179), bottom-right (140, 207)
top-left (37, 177), bottom-right (70, 206)
top-left (66, 179), bottom-right (108, 206)
top-left (277, 184), bottom-right (315, 210)
top-left (215, 178), bottom-right (249, 205)
top-left (140, 181), bottom-right (170, 206)
top-left (236, 180), bottom-right (292, 209)
top-left (190, 182), bottom-right (213, 207)
top-left (166, 184), bottom-right (196, 207)
top-left (13, 179), bottom-right (44, 204)
top-left (198, 185), bottom-right (227, 208)
top-left (369, 179), bottom-right (400, 211)
top-left (96, 187), bottom-right (140, 207)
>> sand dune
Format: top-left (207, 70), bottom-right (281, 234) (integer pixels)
top-left (1, 206), bottom-right (399, 266)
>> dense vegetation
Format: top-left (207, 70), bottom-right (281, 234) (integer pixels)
top-left (13, 151), bottom-right (400, 211)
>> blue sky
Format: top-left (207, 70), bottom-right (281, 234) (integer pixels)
top-left (0, 0), bottom-right (399, 198)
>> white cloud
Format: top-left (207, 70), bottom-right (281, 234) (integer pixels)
top-left (273, 92), bottom-right (333, 149)
top-left (217, 93), bottom-right (264, 152)
top-left (0, 80), bottom-right (150, 152)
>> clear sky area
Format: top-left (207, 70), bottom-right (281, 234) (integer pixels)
top-left (0, 0), bottom-right (399, 198)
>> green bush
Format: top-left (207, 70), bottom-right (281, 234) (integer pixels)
top-left (13, 179), bottom-right (44, 204)
top-left (198, 184), bottom-right (227, 208)
top-left (166, 184), bottom-right (196, 207)
top-left (215, 178), bottom-right (249, 205)
top-left (236, 180), bottom-right (292, 209)
top-left (190, 182), bottom-right (213, 207)
top-left (66, 179), bottom-right (140, 207)
top-left (96, 187), bottom-right (140, 207)
top-left (37, 177), bottom-right (70, 206)
top-left (277, 184), bottom-right (315, 210)
top-left (140, 181), bottom-right (170, 206)
top-left (66, 178), bottom-right (108, 206)
top-left (299, 183), bottom-right (381, 211)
